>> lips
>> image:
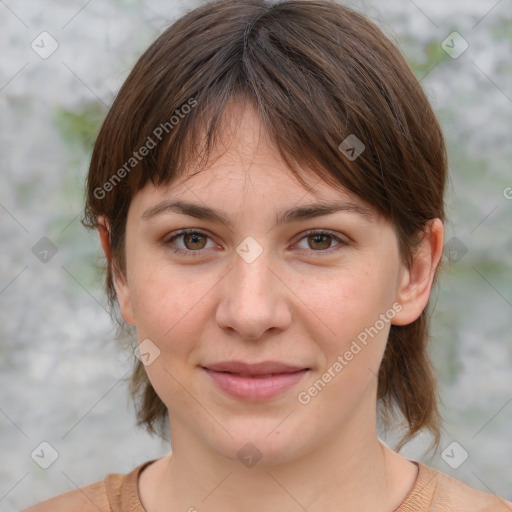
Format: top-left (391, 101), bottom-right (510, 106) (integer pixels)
top-left (201, 360), bottom-right (310, 401)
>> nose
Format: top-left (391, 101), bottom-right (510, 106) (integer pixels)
top-left (215, 247), bottom-right (292, 341)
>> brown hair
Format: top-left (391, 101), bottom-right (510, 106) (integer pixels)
top-left (82, 0), bottom-right (446, 454)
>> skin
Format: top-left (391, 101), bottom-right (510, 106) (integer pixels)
top-left (99, 101), bottom-right (444, 512)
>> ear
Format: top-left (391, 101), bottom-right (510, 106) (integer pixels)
top-left (97, 217), bottom-right (135, 326)
top-left (392, 218), bottom-right (444, 326)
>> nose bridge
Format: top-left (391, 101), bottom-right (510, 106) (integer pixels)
top-left (217, 236), bottom-right (290, 339)
top-left (231, 236), bottom-right (276, 311)
top-left (233, 244), bottom-right (272, 300)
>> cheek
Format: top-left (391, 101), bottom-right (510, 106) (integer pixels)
top-left (313, 263), bottom-right (394, 341)
top-left (297, 270), bottom-right (394, 420)
top-left (127, 267), bottom-right (213, 409)
top-left (302, 259), bottom-right (399, 401)
top-left (129, 263), bottom-right (217, 350)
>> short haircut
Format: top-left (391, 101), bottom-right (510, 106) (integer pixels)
top-left (83, 0), bottom-right (447, 453)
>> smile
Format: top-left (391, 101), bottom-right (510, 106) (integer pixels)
top-left (201, 362), bottom-right (310, 401)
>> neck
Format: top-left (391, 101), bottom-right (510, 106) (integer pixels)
top-left (143, 416), bottom-right (417, 512)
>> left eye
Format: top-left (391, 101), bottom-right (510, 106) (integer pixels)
top-left (164, 229), bottom-right (346, 256)
top-left (295, 230), bottom-right (345, 252)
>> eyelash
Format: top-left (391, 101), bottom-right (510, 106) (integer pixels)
top-left (164, 228), bottom-right (349, 257)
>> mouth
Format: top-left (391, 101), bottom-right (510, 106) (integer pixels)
top-left (201, 361), bottom-right (310, 401)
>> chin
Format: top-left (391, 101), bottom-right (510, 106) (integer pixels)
top-left (205, 418), bottom-right (312, 468)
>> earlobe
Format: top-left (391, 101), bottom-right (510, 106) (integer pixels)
top-left (392, 219), bottom-right (444, 326)
top-left (112, 267), bottom-right (136, 326)
top-left (97, 217), bottom-right (135, 326)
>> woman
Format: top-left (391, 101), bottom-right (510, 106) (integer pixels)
top-left (23, 0), bottom-right (512, 510)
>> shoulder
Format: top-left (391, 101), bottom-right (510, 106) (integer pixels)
top-left (20, 460), bottom-right (155, 512)
top-left (412, 462), bottom-right (512, 512)
top-left (20, 479), bottom-right (110, 512)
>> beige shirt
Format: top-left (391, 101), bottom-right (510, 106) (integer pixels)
top-left (22, 459), bottom-right (512, 512)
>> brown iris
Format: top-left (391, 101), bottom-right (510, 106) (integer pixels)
top-left (183, 232), bottom-right (207, 250)
top-left (307, 233), bottom-right (332, 251)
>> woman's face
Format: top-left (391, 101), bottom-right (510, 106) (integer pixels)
top-left (112, 102), bottom-right (429, 465)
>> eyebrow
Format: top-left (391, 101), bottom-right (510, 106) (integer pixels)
top-left (141, 199), bottom-right (374, 228)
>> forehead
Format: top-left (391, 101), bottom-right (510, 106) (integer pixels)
top-left (130, 155), bottom-right (378, 229)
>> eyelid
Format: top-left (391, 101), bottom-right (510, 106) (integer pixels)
top-left (293, 229), bottom-right (350, 255)
top-left (296, 228), bottom-right (349, 243)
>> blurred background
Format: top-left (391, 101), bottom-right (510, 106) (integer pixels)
top-left (1, 0), bottom-right (511, 509)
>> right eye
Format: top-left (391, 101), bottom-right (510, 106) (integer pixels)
top-left (164, 229), bottom-right (217, 257)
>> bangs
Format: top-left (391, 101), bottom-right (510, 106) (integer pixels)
top-left (121, 3), bottom-right (411, 220)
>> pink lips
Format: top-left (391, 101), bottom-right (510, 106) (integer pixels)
top-left (201, 361), bottom-right (309, 401)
